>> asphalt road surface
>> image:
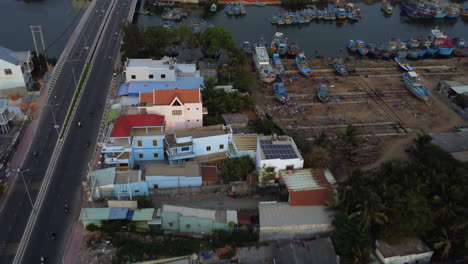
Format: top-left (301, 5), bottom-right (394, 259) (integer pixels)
top-left (0, 0), bottom-right (130, 263)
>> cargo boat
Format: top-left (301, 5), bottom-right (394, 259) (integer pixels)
top-left (402, 71), bottom-right (431, 101)
top-left (253, 46), bottom-right (277, 83)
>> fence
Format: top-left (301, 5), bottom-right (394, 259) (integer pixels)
top-left (152, 184), bottom-right (230, 196)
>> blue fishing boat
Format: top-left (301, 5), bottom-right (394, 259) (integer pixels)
top-left (317, 84), bottom-right (330, 102)
top-left (225, 5), bottom-right (234, 15)
top-left (240, 3), bottom-right (246, 15)
top-left (453, 38), bottom-right (467, 49)
top-left (407, 49), bottom-right (420, 59)
top-left (273, 82), bottom-right (290, 103)
top-left (256, 1), bottom-right (267, 7)
top-left (395, 57), bottom-right (414, 71)
top-left (402, 72), bottom-right (431, 101)
top-left (287, 41), bottom-right (298, 56)
top-left (430, 28), bottom-right (453, 56)
top-left (356, 40), bottom-right (369, 55)
top-left (335, 8), bottom-right (348, 19)
top-left (445, 4), bottom-right (460, 18)
top-left (433, 6), bottom-right (446, 18)
top-left (241, 41), bottom-right (252, 54)
top-left (347, 40), bottom-right (358, 53)
top-left (367, 43), bottom-right (381, 57)
top-left (333, 58), bottom-right (348, 76)
top-left (295, 52), bottom-right (313, 77)
top-left (272, 53), bottom-right (286, 77)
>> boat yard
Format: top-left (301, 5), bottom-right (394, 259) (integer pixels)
top-left (252, 58), bottom-right (468, 141)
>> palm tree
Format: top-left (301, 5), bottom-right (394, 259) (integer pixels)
top-left (434, 228), bottom-right (452, 258)
top-left (349, 191), bottom-right (388, 229)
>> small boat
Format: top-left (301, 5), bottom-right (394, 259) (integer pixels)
top-left (335, 8), bottom-right (348, 19)
top-left (395, 57), bottom-right (414, 71)
top-left (273, 82), bottom-right (290, 103)
top-left (347, 40), bottom-right (358, 53)
top-left (367, 43), bottom-right (381, 57)
top-left (333, 58), bottom-right (348, 76)
top-left (287, 41), bottom-right (298, 56)
top-left (240, 3), bottom-right (246, 15)
top-left (402, 72), bottom-right (430, 101)
top-left (256, 1), bottom-right (267, 7)
top-left (241, 41), bottom-right (252, 54)
top-left (295, 52), bottom-right (313, 77)
top-left (407, 49), bottom-right (420, 59)
top-left (210, 3), bottom-right (217, 12)
top-left (381, 1), bottom-right (393, 14)
top-left (317, 84), bottom-right (330, 102)
top-left (461, 7), bottom-right (468, 17)
top-left (446, 4), bottom-right (460, 18)
top-left (356, 40), bottom-right (369, 55)
top-left (137, 10), bottom-right (151, 15)
top-left (272, 53), bottom-right (286, 77)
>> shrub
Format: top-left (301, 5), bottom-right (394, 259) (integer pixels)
top-left (86, 223), bottom-right (100, 232)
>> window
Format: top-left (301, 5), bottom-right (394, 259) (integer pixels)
top-left (181, 146), bottom-right (190, 152)
top-left (187, 120), bottom-right (190, 122)
top-left (131, 75), bottom-right (136, 79)
top-left (169, 222), bottom-right (174, 227)
top-left (196, 108), bottom-right (199, 110)
top-left (161, 74), bottom-right (166, 79)
top-left (206, 146), bottom-right (211, 151)
top-left (196, 119), bottom-right (199, 122)
top-left (148, 74), bottom-right (154, 79)
top-left (137, 140), bottom-right (142, 147)
top-left (187, 108), bottom-right (190, 110)
top-left (153, 153), bottom-right (159, 158)
top-left (4, 69), bottom-right (12, 75)
top-left (135, 190), bottom-right (140, 193)
top-left (172, 110), bottom-right (182, 115)
top-left (186, 224), bottom-right (191, 229)
top-left (152, 140), bottom-right (158, 146)
top-left (286, 165), bottom-right (294, 170)
top-left (219, 144), bottom-right (224, 150)
top-left (139, 153), bottom-right (143, 158)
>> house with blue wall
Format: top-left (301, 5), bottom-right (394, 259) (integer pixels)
top-left (145, 162), bottom-right (202, 189)
top-left (88, 167), bottom-right (149, 199)
top-left (101, 114), bottom-right (165, 170)
top-left (165, 125), bottom-right (232, 165)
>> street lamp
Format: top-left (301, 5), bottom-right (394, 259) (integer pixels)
top-left (44, 103), bottom-right (60, 137)
top-left (15, 168), bottom-right (33, 208)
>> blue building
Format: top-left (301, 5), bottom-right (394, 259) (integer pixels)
top-left (88, 167), bottom-right (149, 199)
top-left (145, 162), bottom-right (202, 189)
top-left (102, 114), bottom-right (166, 170)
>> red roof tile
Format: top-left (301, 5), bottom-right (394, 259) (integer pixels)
top-left (154, 88), bottom-right (200, 105)
top-left (111, 114), bottom-right (165, 137)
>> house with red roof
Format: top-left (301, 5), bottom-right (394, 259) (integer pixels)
top-left (138, 87), bottom-right (207, 133)
top-left (101, 114), bottom-right (165, 170)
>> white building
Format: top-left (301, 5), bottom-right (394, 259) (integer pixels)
top-left (145, 162), bottom-right (202, 189)
top-left (375, 238), bottom-right (433, 264)
top-left (255, 135), bottom-right (304, 176)
top-left (259, 202), bottom-right (334, 242)
top-left (124, 58), bottom-right (198, 82)
top-left (137, 88), bottom-right (207, 133)
top-left (0, 46), bottom-right (34, 96)
top-left (229, 134), bottom-right (258, 160)
top-left (165, 125), bottom-right (232, 165)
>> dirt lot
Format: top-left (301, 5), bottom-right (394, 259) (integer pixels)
top-left (253, 57), bottom-right (468, 168)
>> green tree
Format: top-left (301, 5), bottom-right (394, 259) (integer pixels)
top-left (201, 26), bottom-right (235, 57)
top-left (233, 70), bottom-right (256, 93)
top-left (218, 156), bottom-right (254, 183)
top-left (338, 124), bottom-right (359, 147)
top-left (258, 166), bottom-right (276, 187)
top-left (122, 24), bottom-right (141, 58)
top-left (143, 26), bottom-right (175, 57)
top-left (136, 195), bottom-right (154, 208)
top-left (0, 184), bottom-right (8, 194)
top-left (305, 146), bottom-right (331, 168)
top-left (332, 213), bottom-right (371, 264)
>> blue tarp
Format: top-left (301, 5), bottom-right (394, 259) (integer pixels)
top-left (117, 77), bottom-right (205, 97)
top-left (108, 208), bottom-right (129, 220)
top-left (126, 210), bottom-right (135, 220)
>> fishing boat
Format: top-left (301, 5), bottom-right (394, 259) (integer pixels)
top-left (317, 84), bottom-right (330, 102)
top-left (367, 43), bottom-right (382, 57)
top-left (273, 82), bottom-right (290, 103)
top-left (137, 10), bottom-right (152, 15)
top-left (395, 57), bottom-right (414, 71)
top-left (430, 28), bottom-right (453, 56)
top-left (272, 53), bottom-right (286, 77)
top-left (161, 10), bottom-right (187, 20)
top-left (240, 3), bottom-right (247, 15)
top-left (402, 72), bottom-right (431, 101)
top-left (295, 52), bottom-right (313, 77)
top-left (333, 58), bottom-right (348, 76)
top-left (241, 41), bottom-right (252, 54)
top-left (287, 41), bottom-right (298, 56)
top-left (433, 5), bottom-right (447, 18)
top-left (347, 40), bottom-right (358, 53)
top-left (381, 1), bottom-right (393, 14)
top-left (356, 40), bottom-right (369, 55)
top-left (335, 8), bottom-right (348, 19)
top-left (401, 0), bottom-right (435, 18)
top-left (407, 49), bottom-right (420, 59)
top-left (461, 7), bottom-right (468, 17)
top-left (210, 3), bottom-right (217, 12)
top-left (253, 46), bottom-right (277, 83)
top-left (446, 4), bottom-right (460, 18)
top-left (225, 4), bottom-right (234, 15)
top-left (256, 1), bottom-right (267, 7)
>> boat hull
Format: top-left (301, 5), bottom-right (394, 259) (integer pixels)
top-left (402, 73), bottom-right (430, 101)
top-left (437, 47), bottom-right (454, 56)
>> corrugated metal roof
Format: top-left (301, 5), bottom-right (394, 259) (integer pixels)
top-left (90, 167), bottom-right (116, 187)
top-left (0, 46), bottom-right (19, 64)
top-left (109, 208), bottom-right (129, 220)
top-left (79, 208), bottom-right (111, 221)
top-left (226, 210), bottom-right (238, 224)
top-left (132, 208), bottom-right (155, 221)
top-left (117, 77), bottom-right (204, 96)
top-left (233, 134), bottom-right (258, 151)
top-left (451, 85), bottom-right (468, 94)
top-left (259, 203), bottom-right (333, 227)
top-left (163, 205), bottom-right (216, 221)
top-left (146, 162), bottom-right (201, 177)
top-left (280, 169), bottom-right (330, 192)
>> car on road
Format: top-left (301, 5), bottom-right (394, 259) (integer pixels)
top-left (114, 32), bottom-right (118, 40)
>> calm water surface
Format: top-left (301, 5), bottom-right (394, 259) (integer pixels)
top-left (137, 3), bottom-right (468, 57)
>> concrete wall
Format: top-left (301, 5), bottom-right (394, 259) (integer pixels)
top-left (257, 157), bottom-right (304, 172)
top-left (125, 66), bottom-right (176, 82)
top-left (107, 200), bottom-right (138, 209)
top-left (152, 184), bottom-right (229, 196)
top-left (113, 181), bottom-right (149, 198)
top-left (146, 176), bottom-right (202, 189)
top-left (193, 134), bottom-right (229, 156)
top-left (259, 223), bottom-right (333, 241)
top-left (376, 249), bottom-right (433, 264)
top-left (131, 135), bottom-right (165, 161)
top-left (0, 60), bottom-right (27, 95)
top-left (144, 102), bottom-right (203, 133)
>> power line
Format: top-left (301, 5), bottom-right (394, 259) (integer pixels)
top-left (45, 4), bottom-right (86, 52)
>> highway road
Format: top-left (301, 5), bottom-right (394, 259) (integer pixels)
top-left (0, 0), bottom-right (130, 263)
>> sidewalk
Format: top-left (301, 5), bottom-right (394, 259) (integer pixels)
top-left (62, 223), bottom-right (85, 264)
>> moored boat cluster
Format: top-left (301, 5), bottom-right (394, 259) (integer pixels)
top-left (270, 4), bottom-right (361, 25)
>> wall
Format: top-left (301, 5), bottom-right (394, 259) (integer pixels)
top-left (132, 135), bottom-right (165, 161)
top-left (193, 134), bottom-right (229, 156)
top-left (289, 188), bottom-right (333, 206)
top-left (146, 176), bottom-right (202, 189)
top-left (259, 223), bottom-right (333, 241)
top-left (376, 249), bottom-right (433, 264)
top-left (161, 211), bottom-right (179, 231)
top-left (107, 200), bottom-right (138, 209)
top-left (113, 181), bottom-right (149, 198)
top-left (152, 184), bottom-right (229, 196)
top-left (0, 60), bottom-right (27, 95)
top-left (125, 66), bottom-right (176, 82)
top-left (144, 102), bottom-right (203, 133)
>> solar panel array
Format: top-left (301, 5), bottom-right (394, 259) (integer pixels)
top-left (260, 139), bottom-right (298, 160)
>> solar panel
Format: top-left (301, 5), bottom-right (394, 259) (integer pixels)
top-left (260, 139), bottom-right (298, 160)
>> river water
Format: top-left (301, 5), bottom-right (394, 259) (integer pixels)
top-left (0, 0), bottom-right (467, 58)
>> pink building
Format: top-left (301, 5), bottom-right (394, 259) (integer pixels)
top-left (138, 88), bottom-right (207, 133)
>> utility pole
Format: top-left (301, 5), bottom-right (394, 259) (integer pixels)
top-left (30, 25), bottom-right (49, 70)
top-left (29, 26), bottom-right (41, 72)
top-left (16, 168), bottom-right (33, 208)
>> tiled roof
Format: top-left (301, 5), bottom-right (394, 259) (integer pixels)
top-left (280, 169), bottom-right (331, 192)
top-left (139, 92), bottom-right (153, 103)
top-left (111, 114), bottom-right (165, 137)
top-left (156, 88), bottom-right (200, 105)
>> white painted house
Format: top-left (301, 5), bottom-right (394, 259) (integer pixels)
top-left (0, 46), bottom-right (34, 96)
top-left (138, 88), bottom-right (207, 133)
top-left (124, 58), bottom-right (198, 82)
top-left (256, 135), bottom-right (304, 177)
top-left (165, 125), bottom-right (232, 165)
top-left (375, 238), bottom-right (433, 264)
top-left (145, 162), bottom-right (202, 189)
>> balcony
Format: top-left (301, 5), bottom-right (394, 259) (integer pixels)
top-left (104, 152), bottom-right (130, 164)
top-left (166, 148), bottom-right (195, 161)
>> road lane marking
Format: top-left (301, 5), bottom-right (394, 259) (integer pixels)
top-left (0, 243), bottom-right (19, 255)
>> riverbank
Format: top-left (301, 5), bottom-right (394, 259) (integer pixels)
top-left (219, 0), bottom-right (281, 5)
